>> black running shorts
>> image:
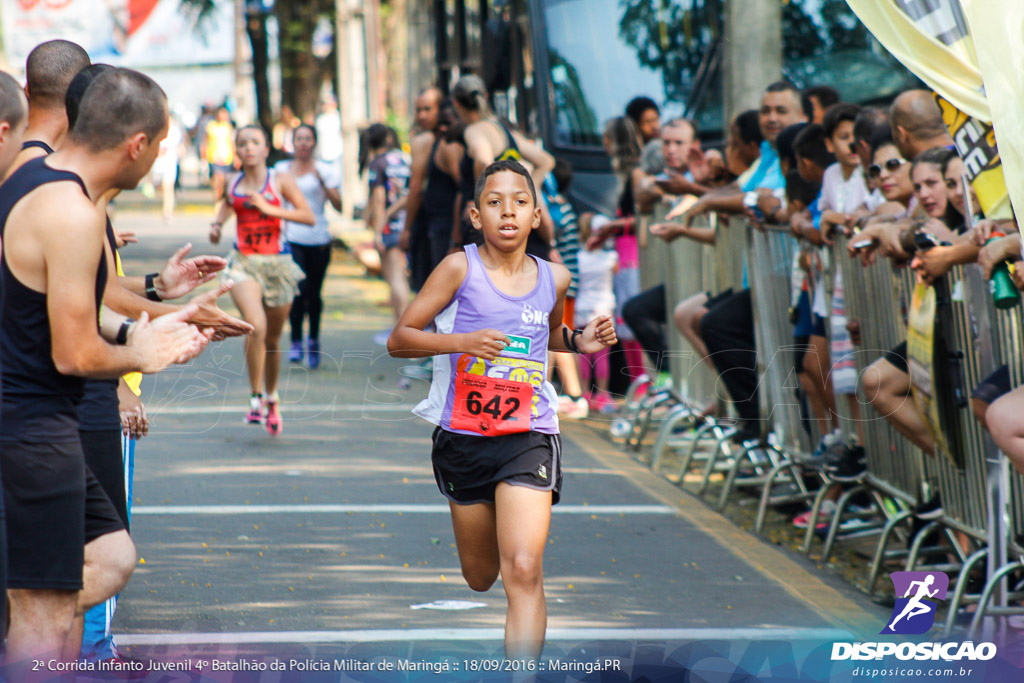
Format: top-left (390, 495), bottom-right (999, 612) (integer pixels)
top-left (431, 427), bottom-right (562, 506)
top-left (2, 439), bottom-right (125, 590)
top-left (81, 429), bottom-right (129, 530)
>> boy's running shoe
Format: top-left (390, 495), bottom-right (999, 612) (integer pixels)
top-left (246, 395), bottom-right (263, 424)
top-left (288, 340), bottom-right (303, 363)
top-left (265, 400), bottom-right (282, 435)
top-left (307, 338), bottom-right (321, 369)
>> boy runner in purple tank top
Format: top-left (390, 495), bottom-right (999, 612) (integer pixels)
top-left (388, 160), bottom-right (617, 660)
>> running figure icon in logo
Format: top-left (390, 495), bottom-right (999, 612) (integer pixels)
top-left (882, 571), bottom-right (949, 635)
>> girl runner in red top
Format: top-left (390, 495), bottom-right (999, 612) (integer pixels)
top-left (388, 160), bottom-right (617, 660)
top-left (210, 125), bottom-right (314, 435)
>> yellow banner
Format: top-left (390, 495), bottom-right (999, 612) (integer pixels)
top-left (845, 0), bottom-right (1018, 221)
top-left (959, 1), bottom-right (1024, 225)
top-left (906, 283), bottom-right (955, 467)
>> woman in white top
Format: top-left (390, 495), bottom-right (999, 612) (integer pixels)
top-left (275, 124), bottom-right (342, 368)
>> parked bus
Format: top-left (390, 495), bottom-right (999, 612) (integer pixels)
top-left (417, 0), bottom-right (919, 213)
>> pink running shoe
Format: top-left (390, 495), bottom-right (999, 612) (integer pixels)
top-left (265, 400), bottom-right (282, 436)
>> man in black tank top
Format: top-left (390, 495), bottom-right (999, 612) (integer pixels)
top-left (2, 39), bottom-right (90, 182)
top-left (0, 67), bottom-right (209, 668)
top-left (0, 70), bottom-right (29, 660)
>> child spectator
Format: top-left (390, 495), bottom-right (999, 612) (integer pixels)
top-left (542, 159), bottom-right (588, 418)
top-left (576, 213), bottom-right (619, 412)
top-left (790, 123), bottom-right (838, 451)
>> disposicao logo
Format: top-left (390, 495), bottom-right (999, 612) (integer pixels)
top-left (830, 571), bottom-right (997, 662)
top-left (883, 571), bottom-right (948, 635)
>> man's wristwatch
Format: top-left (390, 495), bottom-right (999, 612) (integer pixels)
top-left (144, 273), bottom-right (162, 301)
top-left (116, 318), bottom-right (136, 345)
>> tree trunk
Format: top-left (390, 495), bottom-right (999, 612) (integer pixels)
top-left (246, 9), bottom-right (274, 133)
top-left (276, 0), bottom-right (322, 122)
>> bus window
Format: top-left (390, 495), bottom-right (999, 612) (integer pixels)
top-left (536, 0), bottom-right (918, 150)
top-left (781, 0), bottom-right (920, 104)
top-left (541, 0), bottom-right (719, 148)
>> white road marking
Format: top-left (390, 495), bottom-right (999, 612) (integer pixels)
top-left (151, 404), bottom-right (412, 415)
top-left (117, 626), bottom-right (852, 646)
top-left (132, 504), bottom-right (677, 515)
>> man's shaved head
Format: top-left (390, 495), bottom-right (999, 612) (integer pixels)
top-left (415, 86), bottom-right (443, 132)
top-left (0, 71), bottom-right (27, 129)
top-left (890, 89), bottom-right (951, 158)
top-left (25, 39), bottom-right (91, 110)
top-left (69, 68), bottom-right (167, 152)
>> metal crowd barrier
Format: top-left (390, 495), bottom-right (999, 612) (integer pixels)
top-left (616, 197), bottom-right (1024, 637)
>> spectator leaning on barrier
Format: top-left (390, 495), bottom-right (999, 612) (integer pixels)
top-left (788, 123), bottom-right (841, 451)
top-left (632, 117), bottom-right (717, 214)
top-left (846, 98), bottom-right (954, 517)
top-left (801, 84), bottom-right (840, 125)
top-left (851, 106), bottom-right (891, 212)
top-left (615, 118), bottom-right (719, 379)
top-left (654, 110), bottom-right (762, 388)
top-left (672, 81), bottom-right (806, 441)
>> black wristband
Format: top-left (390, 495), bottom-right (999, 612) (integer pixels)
top-left (116, 318), bottom-right (135, 345)
top-left (562, 326), bottom-right (583, 354)
top-left (144, 273), bottom-right (162, 301)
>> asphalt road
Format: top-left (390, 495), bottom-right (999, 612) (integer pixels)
top-left (99, 210), bottom-right (891, 679)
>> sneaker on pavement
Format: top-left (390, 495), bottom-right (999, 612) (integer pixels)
top-left (265, 400), bottom-right (282, 436)
top-left (559, 397), bottom-right (589, 419)
top-left (246, 395), bottom-right (263, 425)
top-left (288, 340), bottom-right (303, 363)
top-left (307, 338), bottom-right (321, 369)
top-left (824, 445), bottom-right (867, 482)
top-left (793, 500), bottom-right (837, 530)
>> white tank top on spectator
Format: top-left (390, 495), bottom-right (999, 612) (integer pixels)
top-left (575, 215), bottom-right (618, 325)
top-left (274, 160), bottom-right (340, 246)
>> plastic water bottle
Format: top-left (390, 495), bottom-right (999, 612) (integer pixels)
top-left (987, 233), bottom-right (1020, 309)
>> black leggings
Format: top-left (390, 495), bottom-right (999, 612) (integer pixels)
top-left (699, 288), bottom-right (760, 425)
top-left (288, 243), bottom-right (331, 342)
top-left (621, 284), bottom-right (668, 373)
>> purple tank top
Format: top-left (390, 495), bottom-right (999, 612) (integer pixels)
top-left (413, 243), bottom-right (559, 435)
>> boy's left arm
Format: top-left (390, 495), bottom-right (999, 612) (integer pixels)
top-left (547, 264), bottom-right (618, 353)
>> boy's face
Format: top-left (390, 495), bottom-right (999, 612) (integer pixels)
top-left (826, 120), bottom-right (859, 169)
top-left (470, 171), bottom-right (541, 249)
top-left (796, 155), bottom-right (818, 183)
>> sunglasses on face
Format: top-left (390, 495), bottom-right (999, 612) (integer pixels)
top-left (867, 158), bottom-right (906, 179)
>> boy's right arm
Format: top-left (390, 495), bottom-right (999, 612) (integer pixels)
top-left (387, 253), bottom-right (511, 359)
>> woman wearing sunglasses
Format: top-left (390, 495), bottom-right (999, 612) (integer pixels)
top-left (866, 141), bottom-right (914, 213)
